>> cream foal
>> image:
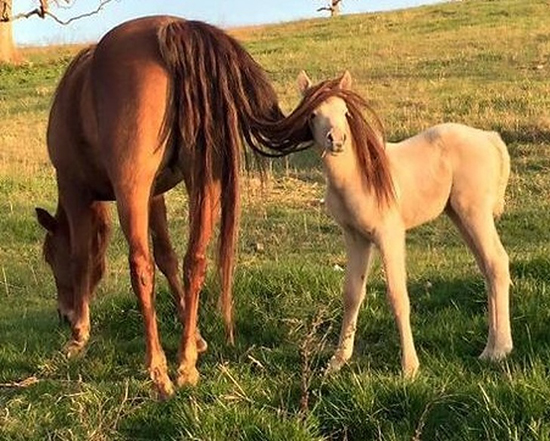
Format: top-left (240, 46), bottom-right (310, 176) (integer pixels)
top-left (297, 71), bottom-right (513, 376)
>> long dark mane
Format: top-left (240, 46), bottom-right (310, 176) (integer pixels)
top-left (157, 20), bottom-right (309, 335)
top-left (268, 77), bottom-right (395, 205)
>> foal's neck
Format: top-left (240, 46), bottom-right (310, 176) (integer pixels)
top-left (320, 143), bottom-right (363, 194)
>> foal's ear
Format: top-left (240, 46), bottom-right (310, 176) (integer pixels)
top-left (35, 207), bottom-right (57, 233)
top-left (297, 70), bottom-right (312, 95)
top-left (338, 70), bottom-right (353, 90)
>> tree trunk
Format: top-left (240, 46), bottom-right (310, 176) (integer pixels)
top-left (330, 0), bottom-right (341, 17)
top-left (0, 0), bottom-right (16, 63)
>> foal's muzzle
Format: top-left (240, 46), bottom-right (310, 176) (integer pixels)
top-left (327, 131), bottom-right (347, 154)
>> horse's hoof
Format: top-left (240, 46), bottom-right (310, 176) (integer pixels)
top-left (63, 339), bottom-right (86, 358)
top-left (154, 378), bottom-right (175, 400)
top-left (176, 366), bottom-right (200, 387)
top-left (196, 335), bottom-right (208, 353)
top-left (149, 366), bottom-right (175, 400)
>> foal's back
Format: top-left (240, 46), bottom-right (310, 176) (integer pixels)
top-left (387, 123), bottom-right (510, 229)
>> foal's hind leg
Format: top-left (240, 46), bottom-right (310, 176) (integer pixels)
top-left (326, 229), bottom-right (375, 374)
top-left (176, 184), bottom-right (219, 387)
top-left (150, 195), bottom-right (207, 352)
top-left (447, 206), bottom-right (512, 360)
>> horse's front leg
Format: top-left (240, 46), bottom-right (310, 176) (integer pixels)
top-left (326, 229), bottom-right (375, 374)
top-left (377, 226), bottom-right (419, 378)
top-left (176, 185), bottom-right (218, 387)
top-left (61, 192), bottom-right (95, 357)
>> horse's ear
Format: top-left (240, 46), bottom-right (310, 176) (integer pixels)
top-left (339, 70), bottom-right (353, 90)
top-left (35, 207), bottom-right (57, 233)
top-left (297, 70), bottom-right (312, 95)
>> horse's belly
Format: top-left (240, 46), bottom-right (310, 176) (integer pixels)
top-left (153, 167), bottom-right (185, 195)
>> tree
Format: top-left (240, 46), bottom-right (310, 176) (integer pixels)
top-left (317, 0), bottom-right (344, 17)
top-left (0, 0), bottom-right (114, 63)
top-left (0, 0), bottom-right (15, 62)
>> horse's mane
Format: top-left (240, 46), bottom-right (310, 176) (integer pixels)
top-left (273, 77), bottom-right (395, 206)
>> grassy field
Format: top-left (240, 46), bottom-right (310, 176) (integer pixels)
top-left (2, 0), bottom-right (550, 439)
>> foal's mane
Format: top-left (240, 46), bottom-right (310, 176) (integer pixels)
top-left (275, 77), bottom-right (395, 205)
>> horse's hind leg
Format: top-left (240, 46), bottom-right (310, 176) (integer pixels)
top-left (176, 183), bottom-right (219, 387)
top-left (447, 206), bottom-right (512, 360)
top-left (326, 229), bottom-right (375, 374)
top-left (116, 186), bottom-right (174, 399)
top-left (90, 202), bottom-right (111, 295)
top-left (149, 195), bottom-right (207, 352)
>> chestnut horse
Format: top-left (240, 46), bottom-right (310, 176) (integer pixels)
top-left (35, 16), bottom-right (309, 398)
top-left (295, 71), bottom-right (512, 377)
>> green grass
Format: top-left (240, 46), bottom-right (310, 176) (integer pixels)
top-left (2, 0), bottom-right (550, 439)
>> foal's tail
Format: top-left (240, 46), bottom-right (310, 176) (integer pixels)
top-left (489, 131), bottom-right (511, 218)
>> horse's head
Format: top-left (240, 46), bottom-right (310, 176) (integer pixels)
top-left (35, 207), bottom-right (74, 323)
top-left (297, 70), bottom-right (353, 157)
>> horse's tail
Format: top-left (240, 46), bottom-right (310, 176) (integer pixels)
top-left (489, 131), bottom-right (510, 218)
top-left (156, 19), bottom-right (290, 342)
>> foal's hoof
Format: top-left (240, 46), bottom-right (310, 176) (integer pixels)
top-left (402, 357), bottom-right (420, 379)
top-left (403, 364), bottom-right (419, 379)
top-left (325, 354), bottom-right (346, 376)
top-left (479, 345), bottom-right (513, 361)
top-left (176, 366), bottom-right (200, 387)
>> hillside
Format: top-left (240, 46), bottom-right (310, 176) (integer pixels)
top-left (1, 1), bottom-right (550, 439)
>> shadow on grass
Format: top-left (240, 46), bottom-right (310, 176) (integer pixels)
top-left (0, 308), bottom-right (61, 382)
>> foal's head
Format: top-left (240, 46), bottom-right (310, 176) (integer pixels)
top-left (297, 70), bottom-right (354, 156)
top-left (35, 207), bottom-right (74, 322)
top-left (295, 70), bottom-right (394, 205)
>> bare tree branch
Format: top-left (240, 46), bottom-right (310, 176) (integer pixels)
top-left (45, 0), bottom-right (116, 25)
top-left (3, 0), bottom-right (116, 24)
top-left (316, 0), bottom-right (344, 16)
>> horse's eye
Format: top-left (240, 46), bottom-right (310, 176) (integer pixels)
top-left (309, 112), bottom-right (317, 121)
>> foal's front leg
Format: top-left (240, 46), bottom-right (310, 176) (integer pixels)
top-left (326, 229), bottom-right (374, 374)
top-left (377, 227), bottom-right (419, 377)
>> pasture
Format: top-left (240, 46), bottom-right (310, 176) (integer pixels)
top-left (1, 0), bottom-right (550, 439)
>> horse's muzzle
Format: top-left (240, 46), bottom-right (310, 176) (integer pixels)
top-left (57, 308), bottom-right (71, 325)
